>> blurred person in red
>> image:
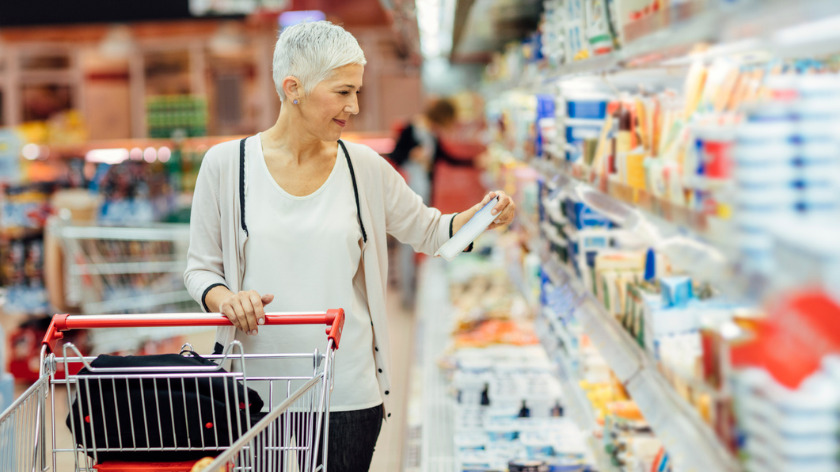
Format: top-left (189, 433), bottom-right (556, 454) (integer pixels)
top-left (390, 97), bottom-right (457, 204)
top-left (431, 92), bottom-right (488, 215)
top-left (389, 97), bottom-right (457, 306)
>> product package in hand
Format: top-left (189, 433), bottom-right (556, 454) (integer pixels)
top-left (436, 197), bottom-right (500, 261)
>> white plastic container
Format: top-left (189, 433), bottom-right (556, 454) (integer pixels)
top-left (436, 197), bottom-right (500, 261)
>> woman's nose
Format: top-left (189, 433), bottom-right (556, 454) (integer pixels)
top-left (346, 96), bottom-right (359, 115)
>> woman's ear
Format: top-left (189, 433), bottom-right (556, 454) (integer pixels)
top-left (282, 76), bottom-right (301, 103)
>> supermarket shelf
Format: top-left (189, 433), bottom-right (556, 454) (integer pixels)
top-left (81, 289), bottom-right (196, 315)
top-left (414, 257), bottom-right (616, 472)
top-left (537, 313), bottom-right (596, 429)
top-left (67, 260), bottom-right (185, 276)
top-left (541, 254), bottom-right (643, 383)
top-left (531, 158), bottom-right (767, 303)
top-left (520, 0), bottom-right (840, 82)
top-left (56, 222), bottom-right (191, 242)
top-left (536, 301), bottom-right (620, 472)
top-left (533, 158), bottom-right (716, 238)
top-left (539, 250), bottom-right (740, 472)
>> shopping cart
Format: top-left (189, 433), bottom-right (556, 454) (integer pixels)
top-left (0, 309), bottom-right (344, 472)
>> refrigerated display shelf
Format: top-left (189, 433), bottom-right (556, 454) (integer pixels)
top-left (539, 250), bottom-right (740, 472)
top-left (532, 158), bottom-right (717, 240)
top-left (530, 158), bottom-right (776, 305)
top-left (530, 0), bottom-right (840, 81)
top-left (536, 313), bottom-right (597, 430)
top-left (411, 257), bottom-right (621, 471)
top-left (535, 313), bottom-right (621, 472)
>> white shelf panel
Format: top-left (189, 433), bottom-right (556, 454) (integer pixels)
top-left (412, 259), bottom-right (456, 472)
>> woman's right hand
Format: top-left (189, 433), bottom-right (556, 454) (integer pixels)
top-left (219, 290), bottom-right (275, 335)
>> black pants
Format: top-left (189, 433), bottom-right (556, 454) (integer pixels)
top-left (326, 404), bottom-right (383, 471)
top-left (263, 404), bottom-right (383, 471)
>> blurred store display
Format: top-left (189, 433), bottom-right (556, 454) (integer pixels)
top-left (477, 0), bottom-right (840, 470)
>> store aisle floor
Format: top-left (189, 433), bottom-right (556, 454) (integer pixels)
top-left (370, 285), bottom-right (413, 472)
top-left (4, 285), bottom-right (413, 471)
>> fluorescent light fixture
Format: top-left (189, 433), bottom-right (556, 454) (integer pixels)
top-left (210, 22), bottom-right (248, 55)
top-left (144, 147), bottom-right (157, 163)
top-left (99, 24), bottom-right (135, 58)
top-left (86, 148), bottom-right (129, 165)
top-left (22, 144), bottom-right (40, 160)
top-left (129, 147), bottom-right (144, 161)
top-left (417, 0), bottom-right (454, 58)
top-left (279, 10), bottom-right (326, 28)
top-left (417, 0), bottom-right (441, 58)
top-left (157, 147), bottom-right (172, 163)
top-left (190, 0), bottom-right (288, 16)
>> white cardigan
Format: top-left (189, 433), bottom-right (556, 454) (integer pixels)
top-left (183, 136), bottom-right (457, 419)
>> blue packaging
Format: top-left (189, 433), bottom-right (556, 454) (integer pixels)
top-left (536, 95), bottom-right (557, 158)
top-left (566, 201), bottom-right (612, 229)
top-left (661, 276), bottom-right (693, 308)
top-left (566, 98), bottom-right (609, 120)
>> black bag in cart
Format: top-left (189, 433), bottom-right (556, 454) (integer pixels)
top-left (65, 351), bottom-right (264, 462)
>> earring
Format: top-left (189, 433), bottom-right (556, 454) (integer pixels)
top-left (293, 99), bottom-right (299, 105)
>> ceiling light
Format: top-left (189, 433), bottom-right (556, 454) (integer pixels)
top-left (22, 144), bottom-right (40, 160)
top-left (278, 10), bottom-right (326, 28)
top-left (209, 21), bottom-right (248, 55)
top-left (157, 147), bottom-right (172, 163)
top-left (144, 147), bottom-right (157, 163)
top-left (86, 148), bottom-right (129, 165)
top-left (99, 24), bottom-right (135, 59)
top-left (417, 0), bottom-right (454, 58)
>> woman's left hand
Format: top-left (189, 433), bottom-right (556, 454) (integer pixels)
top-left (452, 190), bottom-right (516, 235)
top-left (476, 190), bottom-right (516, 230)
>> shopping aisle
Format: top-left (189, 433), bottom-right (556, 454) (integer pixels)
top-left (406, 250), bottom-right (605, 472)
top-left (370, 285), bottom-right (414, 472)
top-left (404, 258), bottom-right (456, 472)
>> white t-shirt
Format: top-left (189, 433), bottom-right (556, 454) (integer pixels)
top-left (237, 133), bottom-right (381, 412)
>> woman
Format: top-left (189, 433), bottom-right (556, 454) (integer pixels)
top-left (184, 21), bottom-right (515, 471)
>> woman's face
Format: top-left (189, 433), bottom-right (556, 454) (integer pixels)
top-left (300, 63), bottom-right (364, 142)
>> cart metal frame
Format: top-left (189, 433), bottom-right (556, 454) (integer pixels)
top-left (0, 310), bottom-right (344, 472)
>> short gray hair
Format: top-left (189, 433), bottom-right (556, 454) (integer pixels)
top-left (272, 21), bottom-right (367, 102)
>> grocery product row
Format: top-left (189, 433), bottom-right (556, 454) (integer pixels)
top-left (408, 239), bottom-right (717, 472)
top-left (474, 1), bottom-right (840, 470)
top-left (489, 0), bottom-right (840, 87)
top-left (530, 174), bottom-right (839, 472)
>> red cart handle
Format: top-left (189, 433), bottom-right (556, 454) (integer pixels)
top-left (43, 309), bottom-right (345, 353)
